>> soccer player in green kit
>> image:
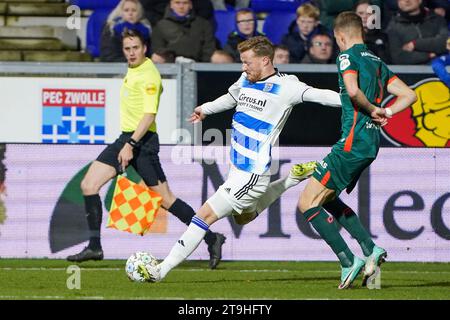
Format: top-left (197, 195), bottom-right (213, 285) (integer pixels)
top-left (298, 12), bottom-right (417, 289)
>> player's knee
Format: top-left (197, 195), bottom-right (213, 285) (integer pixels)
top-left (298, 194), bottom-right (313, 214)
top-left (161, 193), bottom-right (176, 209)
top-left (80, 177), bottom-right (99, 195)
top-left (197, 203), bottom-right (219, 225)
top-left (152, 182), bottom-right (176, 208)
top-left (195, 212), bottom-right (216, 226)
top-left (161, 197), bottom-right (173, 209)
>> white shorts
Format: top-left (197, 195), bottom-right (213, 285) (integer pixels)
top-left (206, 164), bottom-right (270, 219)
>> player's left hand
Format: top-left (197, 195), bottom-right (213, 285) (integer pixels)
top-left (118, 144), bottom-right (134, 172)
top-left (188, 106), bottom-right (206, 123)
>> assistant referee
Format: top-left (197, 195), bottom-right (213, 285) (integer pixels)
top-left (67, 29), bottom-right (226, 269)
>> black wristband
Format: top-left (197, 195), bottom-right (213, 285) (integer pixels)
top-left (127, 138), bottom-right (138, 148)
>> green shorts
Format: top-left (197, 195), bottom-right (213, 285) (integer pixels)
top-left (312, 150), bottom-right (375, 196)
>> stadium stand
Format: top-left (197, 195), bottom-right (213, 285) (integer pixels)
top-left (86, 8), bottom-right (113, 58)
top-left (69, 0), bottom-right (120, 10)
top-left (214, 9), bottom-right (237, 48)
top-left (262, 10), bottom-right (296, 45)
top-left (250, 0), bottom-right (307, 12)
top-left (0, 0), bottom-right (91, 62)
top-left (211, 1), bottom-right (311, 50)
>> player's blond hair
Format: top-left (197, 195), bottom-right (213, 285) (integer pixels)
top-left (237, 36), bottom-right (274, 61)
top-left (334, 11), bottom-right (364, 37)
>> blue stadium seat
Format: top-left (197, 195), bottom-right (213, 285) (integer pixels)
top-left (250, 0), bottom-right (307, 13)
top-left (214, 10), bottom-right (237, 49)
top-left (69, 0), bottom-right (120, 10)
top-left (86, 8), bottom-right (113, 58)
top-left (262, 11), bottom-right (296, 45)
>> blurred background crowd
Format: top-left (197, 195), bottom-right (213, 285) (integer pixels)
top-left (0, 0), bottom-right (448, 79)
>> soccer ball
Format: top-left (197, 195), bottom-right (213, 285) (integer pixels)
top-left (125, 251), bottom-right (158, 282)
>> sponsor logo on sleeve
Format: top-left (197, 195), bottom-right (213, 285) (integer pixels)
top-left (340, 58), bottom-right (351, 71)
top-left (146, 83), bottom-right (157, 95)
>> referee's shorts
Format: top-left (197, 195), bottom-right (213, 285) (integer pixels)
top-left (96, 131), bottom-right (166, 186)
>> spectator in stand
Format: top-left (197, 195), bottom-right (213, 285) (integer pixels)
top-left (424, 0), bottom-right (450, 28)
top-left (281, 3), bottom-right (331, 63)
top-left (141, 0), bottom-right (215, 28)
top-left (386, 0), bottom-right (449, 19)
top-left (210, 50), bottom-right (234, 63)
top-left (316, 0), bottom-right (384, 31)
top-left (387, 0), bottom-right (448, 65)
top-left (424, 0), bottom-right (448, 17)
top-left (100, 0), bottom-right (152, 62)
top-left (151, 0), bottom-right (216, 62)
top-left (431, 37), bottom-right (450, 88)
top-left (273, 45), bottom-right (290, 64)
top-left (354, 0), bottom-right (391, 63)
top-left (427, 1), bottom-right (450, 29)
top-left (151, 48), bottom-right (176, 63)
top-left (385, 0), bottom-right (449, 30)
top-left (140, 0), bottom-right (216, 28)
top-left (223, 8), bottom-right (264, 62)
top-left (301, 32), bottom-right (334, 64)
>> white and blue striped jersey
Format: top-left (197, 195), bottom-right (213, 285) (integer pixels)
top-left (201, 70), bottom-right (314, 175)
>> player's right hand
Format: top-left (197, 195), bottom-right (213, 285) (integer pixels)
top-left (188, 106), bottom-right (206, 123)
top-left (118, 144), bottom-right (133, 172)
top-left (373, 117), bottom-right (388, 126)
top-left (370, 107), bottom-right (389, 126)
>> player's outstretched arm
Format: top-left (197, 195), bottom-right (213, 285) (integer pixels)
top-left (303, 88), bottom-right (341, 108)
top-left (200, 93), bottom-right (237, 115)
top-left (385, 77), bottom-right (418, 116)
top-left (188, 93), bottom-right (237, 123)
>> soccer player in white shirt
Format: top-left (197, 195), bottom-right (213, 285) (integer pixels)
top-left (146, 36), bottom-right (342, 282)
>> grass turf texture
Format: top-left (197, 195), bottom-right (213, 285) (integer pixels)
top-left (0, 259), bottom-right (449, 300)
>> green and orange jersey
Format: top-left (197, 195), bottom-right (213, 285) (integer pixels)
top-left (335, 43), bottom-right (397, 158)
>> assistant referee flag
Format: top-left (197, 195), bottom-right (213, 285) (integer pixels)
top-left (107, 175), bottom-right (162, 235)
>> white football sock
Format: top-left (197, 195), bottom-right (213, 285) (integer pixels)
top-left (255, 175), bottom-right (301, 214)
top-left (159, 216), bottom-right (208, 279)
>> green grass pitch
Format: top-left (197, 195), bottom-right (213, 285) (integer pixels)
top-left (0, 259), bottom-right (449, 300)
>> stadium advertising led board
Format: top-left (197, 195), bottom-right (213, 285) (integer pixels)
top-left (0, 144), bottom-right (448, 262)
top-left (198, 72), bottom-right (450, 147)
top-left (0, 77), bottom-right (177, 144)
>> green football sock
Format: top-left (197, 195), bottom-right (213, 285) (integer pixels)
top-left (303, 207), bottom-right (354, 268)
top-left (324, 198), bottom-right (375, 257)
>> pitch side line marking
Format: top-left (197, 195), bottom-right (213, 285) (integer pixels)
top-left (1, 267), bottom-right (449, 274)
top-left (0, 295), bottom-right (343, 300)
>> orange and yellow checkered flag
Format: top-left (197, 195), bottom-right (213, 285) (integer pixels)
top-left (107, 175), bottom-right (162, 236)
